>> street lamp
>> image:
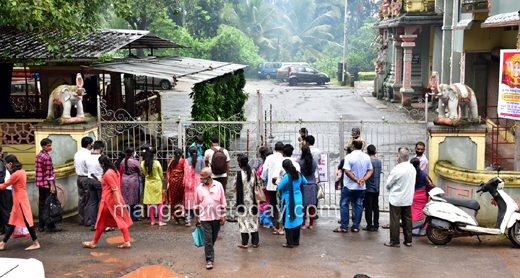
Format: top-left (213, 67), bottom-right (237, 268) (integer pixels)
top-left (342, 0), bottom-right (348, 85)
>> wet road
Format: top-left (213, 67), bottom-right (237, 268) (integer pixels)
top-left (161, 80), bottom-right (410, 122)
top-left (1, 214), bottom-right (519, 277)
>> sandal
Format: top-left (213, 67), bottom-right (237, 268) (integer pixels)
top-left (282, 244), bottom-right (293, 248)
top-left (273, 230), bottom-right (284, 235)
top-left (237, 244), bottom-right (248, 249)
top-left (384, 242), bottom-right (400, 248)
top-left (351, 228), bottom-right (359, 233)
top-left (333, 227), bottom-right (348, 233)
top-left (82, 241), bottom-right (97, 249)
top-left (159, 222), bottom-right (167, 226)
top-left (25, 244), bottom-right (40, 251)
top-left (382, 224), bottom-right (390, 229)
top-left (117, 244), bottom-right (132, 249)
top-left (403, 242), bottom-right (412, 247)
top-left (185, 223), bottom-right (192, 227)
top-left (206, 262), bottom-right (213, 270)
top-left (104, 227), bottom-right (115, 232)
top-left (253, 244), bottom-right (260, 248)
top-left (301, 225), bottom-right (306, 230)
top-left (308, 226), bottom-right (313, 229)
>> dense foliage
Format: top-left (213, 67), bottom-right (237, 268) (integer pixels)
top-left (189, 69), bottom-right (248, 149)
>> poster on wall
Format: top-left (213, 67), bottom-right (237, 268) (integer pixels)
top-left (291, 151), bottom-right (329, 182)
top-left (498, 49), bottom-right (520, 120)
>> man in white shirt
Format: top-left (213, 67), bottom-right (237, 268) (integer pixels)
top-left (335, 140), bottom-right (373, 233)
top-left (204, 134), bottom-right (231, 191)
top-left (306, 135), bottom-right (321, 167)
top-left (384, 147), bottom-right (416, 248)
top-left (74, 137), bottom-right (93, 227)
top-left (261, 142), bottom-right (285, 234)
top-left (274, 144), bottom-right (301, 185)
top-left (86, 141), bottom-right (104, 231)
top-left (414, 142), bottom-right (429, 174)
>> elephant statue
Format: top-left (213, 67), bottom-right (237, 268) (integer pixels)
top-left (429, 71), bottom-right (479, 124)
top-left (47, 73), bottom-right (86, 120)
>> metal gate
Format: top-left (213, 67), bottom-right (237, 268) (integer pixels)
top-left (98, 93), bottom-right (428, 212)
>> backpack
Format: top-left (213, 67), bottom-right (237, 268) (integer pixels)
top-left (210, 147), bottom-right (227, 175)
top-left (43, 194), bottom-right (63, 225)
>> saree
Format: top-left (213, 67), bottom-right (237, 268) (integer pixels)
top-left (183, 162), bottom-right (200, 210)
top-left (412, 189), bottom-right (428, 236)
top-left (166, 159), bottom-right (185, 213)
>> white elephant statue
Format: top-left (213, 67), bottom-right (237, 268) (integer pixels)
top-left (47, 73), bottom-right (86, 120)
top-left (430, 71), bottom-right (479, 123)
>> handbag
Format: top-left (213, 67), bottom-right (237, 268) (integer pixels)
top-left (425, 174), bottom-right (436, 193)
top-left (43, 194), bottom-right (63, 225)
top-left (335, 168), bottom-right (343, 190)
top-left (12, 226), bottom-right (30, 239)
top-left (192, 226), bottom-right (205, 247)
top-left (254, 175), bottom-right (266, 204)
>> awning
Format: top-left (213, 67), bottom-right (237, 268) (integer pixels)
top-left (82, 56), bottom-right (248, 83)
top-left (454, 19), bottom-right (479, 30)
top-left (481, 11), bottom-right (520, 28)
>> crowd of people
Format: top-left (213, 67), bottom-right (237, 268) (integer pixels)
top-left (0, 127), bottom-right (431, 269)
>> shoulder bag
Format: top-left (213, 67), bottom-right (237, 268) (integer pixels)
top-left (316, 166), bottom-right (325, 200)
top-left (425, 173), bottom-right (436, 193)
top-left (253, 174), bottom-right (266, 204)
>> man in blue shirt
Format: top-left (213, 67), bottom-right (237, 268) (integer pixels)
top-left (363, 145), bottom-right (381, 231)
top-left (334, 140), bottom-right (373, 233)
top-left (188, 135), bottom-right (204, 158)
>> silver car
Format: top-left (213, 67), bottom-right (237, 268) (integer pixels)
top-left (136, 76), bottom-right (175, 90)
top-left (276, 63), bottom-right (310, 82)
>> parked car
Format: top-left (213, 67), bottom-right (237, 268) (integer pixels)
top-left (287, 67), bottom-right (330, 86)
top-left (276, 63), bottom-right (310, 81)
top-left (136, 75), bottom-right (175, 90)
top-left (11, 80), bottom-right (39, 94)
top-left (257, 62), bottom-right (282, 79)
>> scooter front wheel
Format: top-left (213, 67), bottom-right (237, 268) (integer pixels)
top-left (508, 221), bottom-right (520, 247)
top-left (427, 224), bottom-right (452, 245)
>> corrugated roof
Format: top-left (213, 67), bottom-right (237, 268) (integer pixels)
top-left (0, 26), bottom-right (189, 62)
top-left (81, 56), bottom-right (248, 83)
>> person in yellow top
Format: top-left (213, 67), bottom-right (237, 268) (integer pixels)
top-left (346, 127), bottom-right (365, 151)
top-left (141, 147), bottom-right (166, 226)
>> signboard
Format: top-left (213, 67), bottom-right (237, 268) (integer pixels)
top-left (412, 54), bottom-right (420, 65)
top-left (498, 49), bottom-right (520, 120)
top-left (291, 151), bottom-right (329, 182)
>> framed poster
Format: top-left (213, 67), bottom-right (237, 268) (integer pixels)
top-left (498, 49), bottom-right (520, 120)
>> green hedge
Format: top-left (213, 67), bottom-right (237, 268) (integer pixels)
top-left (358, 72), bottom-right (376, 80)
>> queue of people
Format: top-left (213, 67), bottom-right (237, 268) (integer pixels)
top-left (0, 128), bottom-right (430, 269)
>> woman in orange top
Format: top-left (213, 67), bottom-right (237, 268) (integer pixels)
top-left (83, 155), bottom-right (133, 249)
top-left (0, 155), bottom-right (40, 251)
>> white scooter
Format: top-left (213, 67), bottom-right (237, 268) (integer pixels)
top-left (422, 169), bottom-right (520, 247)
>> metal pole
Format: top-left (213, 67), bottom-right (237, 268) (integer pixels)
top-left (97, 95), bottom-right (101, 139)
top-left (23, 63), bottom-right (29, 118)
top-left (515, 121), bottom-right (520, 171)
top-left (177, 116), bottom-right (182, 150)
top-left (342, 0), bottom-right (348, 84)
top-left (425, 92), bottom-right (430, 175)
top-left (339, 115), bottom-right (345, 159)
top-left (257, 89), bottom-right (262, 148)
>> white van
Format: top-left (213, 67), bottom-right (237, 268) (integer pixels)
top-left (276, 62), bottom-right (310, 81)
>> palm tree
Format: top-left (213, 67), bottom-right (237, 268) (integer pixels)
top-left (221, 0), bottom-right (287, 59)
top-left (278, 0), bottom-right (341, 60)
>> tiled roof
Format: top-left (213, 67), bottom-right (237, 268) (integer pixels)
top-left (0, 26), bottom-right (189, 62)
top-left (481, 12), bottom-right (520, 28)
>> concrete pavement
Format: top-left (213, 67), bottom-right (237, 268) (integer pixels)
top-left (0, 212), bottom-right (519, 278)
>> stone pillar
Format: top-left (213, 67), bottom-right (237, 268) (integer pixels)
top-left (391, 35), bottom-right (403, 103)
top-left (400, 34), bottom-right (417, 108)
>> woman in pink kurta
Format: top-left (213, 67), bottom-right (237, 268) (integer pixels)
top-left (183, 147), bottom-right (204, 227)
top-left (0, 155), bottom-right (40, 251)
top-left (83, 155), bottom-right (133, 249)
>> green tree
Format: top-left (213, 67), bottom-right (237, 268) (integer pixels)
top-left (184, 0), bottom-right (225, 38)
top-left (278, 0), bottom-right (340, 60)
top-left (220, 0), bottom-right (286, 59)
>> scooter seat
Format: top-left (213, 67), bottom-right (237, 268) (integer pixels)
top-left (439, 196), bottom-right (480, 211)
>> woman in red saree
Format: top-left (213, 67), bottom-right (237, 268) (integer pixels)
top-left (166, 149), bottom-right (185, 224)
top-left (183, 146), bottom-right (204, 227)
top-left (411, 158), bottom-right (428, 236)
top-left (83, 155), bottom-right (133, 249)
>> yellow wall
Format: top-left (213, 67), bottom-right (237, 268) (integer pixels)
top-left (1, 144), bottom-right (36, 170)
top-left (463, 13), bottom-right (518, 53)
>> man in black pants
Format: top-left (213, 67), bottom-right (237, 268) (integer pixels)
top-left (0, 147), bottom-right (13, 235)
top-left (363, 145), bottom-right (382, 231)
top-left (261, 142), bottom-right (285, 235)
top-left (86, 141), bottom-right (105, 231)
top-left (35, 138), bottom-right (61, 232)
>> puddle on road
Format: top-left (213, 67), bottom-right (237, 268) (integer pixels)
top-left (91, 252), bottom-right (110, 257)
top-left (121, 265), bottom-right (184, 278)
top-left (106, 235), bottom-right (137, 244)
